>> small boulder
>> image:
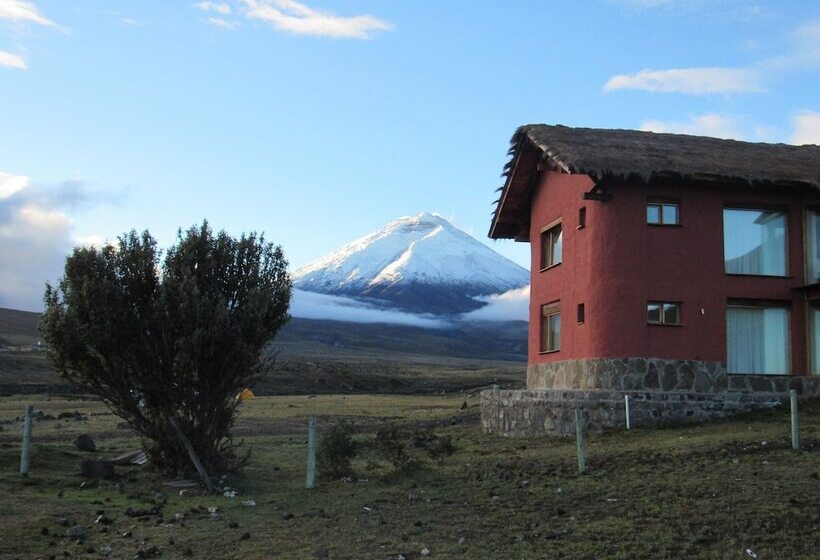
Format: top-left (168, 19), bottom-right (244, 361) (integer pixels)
top-left (81, 459), bottom-right (114, 480)
top-left (74, 434), bottom-right (96, 452)
top-left (66, 525), bottom-right (88, 539)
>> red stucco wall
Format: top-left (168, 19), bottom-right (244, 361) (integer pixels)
top-left (529, 171), bottom-right (814, 375)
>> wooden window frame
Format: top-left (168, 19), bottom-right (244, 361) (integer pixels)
top-left (647, 301), bottom-right (681, 326)
top-left (646, 200), bottom-right (680, 226)
top-left (722, 206), bottom-right (789, 278)
top-left (539, 219), bottom-right (563, 271)
top-left (540, 302), bottom-right (561, 353)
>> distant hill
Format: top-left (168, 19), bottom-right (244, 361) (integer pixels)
top-left (0, 307), bottom-right (525, 394)
top-left (293, 212), bottom-right (529, 314)
top-left (0, 307), bottom-right (42, 347)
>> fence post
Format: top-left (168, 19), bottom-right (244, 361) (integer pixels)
top-left (574, 408), bottom-right (586, 474)
top-left (624, 395), bottom-right (631, 430)
top-left (20, 405), bottom-right (33, 477)
top-left (306, 416), bottom-right (317, 489)
top-left (790, 389), bottom-right (799, 451)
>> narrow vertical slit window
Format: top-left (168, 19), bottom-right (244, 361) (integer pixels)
top-left (577, 303), bottom-right (585, 324)
top-left (578, 207), bottom-right (586, 229)
top-left (540, 302), bottom-right (561, 353)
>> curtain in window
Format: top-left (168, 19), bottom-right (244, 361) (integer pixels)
top-left (723, 209), bottom-right (786, 276)
top-left (807, 212), bottom-right (820, 282)
top-left (812, 307), bottom-right (820, 375)
top-left (727, 307), bottom-right (789, 374)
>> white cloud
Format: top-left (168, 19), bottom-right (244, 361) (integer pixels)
top-left (240, 0), bottom-right (394, 39)
top-left (604, 67), bottom-right (763, 95)
top-left (0, 172), bottom-right (112, 311)
top-left (195, 1), bottom-right (232, 15)
top-left (640, 114), bottom-right (746, 140)
top-left (462, 285), bottom-right (530, 322)
top-left (0, 49), bottom-right (26, 69)
top-left (207, 17), bottom-right (239, 29)
top-left (290, 289), bottom-right (447, 328)
top-left (0, 0), bottom-right (53, 26)
top-left (791, 111), bottom-right (820, 145)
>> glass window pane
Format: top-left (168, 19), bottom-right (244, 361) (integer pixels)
top-left (663, 303), bottom-right (680, 325)
top-left (662, 204), bottom-right (679, 225)
top-left (812, 306), bottom-right (820, 375)
top-left (549, 313), bottom-right (561, 351)
top-left (647, 303), bottom-right (661, 323)
top-left (647, 205), bottom-right (661, 224)
top-left (551, 226), bottom-right (562, 265)
top-left (723, 209), bottom-right (786, 276)
top-left (807, 212), bottom-right (820, 282)
top-left (727, 307), bottom-right (789, 375)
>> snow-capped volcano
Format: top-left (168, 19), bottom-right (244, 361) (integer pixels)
top-left (293, 212), bottom-right (529, 315)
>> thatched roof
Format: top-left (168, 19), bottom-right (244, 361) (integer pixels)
top-left (490, 124), bottom-right (820, 240)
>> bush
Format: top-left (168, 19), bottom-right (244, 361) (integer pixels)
top-left (426, 435), bottom-right (456, 465)
top-left (317, 421), bottom-right (357, 478)
top-left (374, 425), bottom-right (414, 472)
top-left (41, 222), bottom-right (291, 476)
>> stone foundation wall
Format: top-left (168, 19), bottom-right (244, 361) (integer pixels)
top-left (527, 358), bottom-right (820, 396)
top-left (480, 388), bottom-right (786, 438)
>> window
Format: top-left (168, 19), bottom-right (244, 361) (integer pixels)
top-left (723, 208), bottom-right (787, 276)
top-left (577, 303), bottom-right (585, 324)
top-left (726, 305), bottom-right (789, 375)
top-left (540, 223), bottom-right (562, 270)
top-left (647, 302), bottom-right (681, 325)
top-left (806, 210), bottom-right (820, 282)
top-left (578, 207), bottom-right (586, 229)
top-left (811, 305), bottom-right (820, 375)
top-left (647, 201), bottom-right (679, 225)
top-left (540, 302), bottom-right (560, 353)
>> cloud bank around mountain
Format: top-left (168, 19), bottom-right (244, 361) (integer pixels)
top-left (461, 285), bottom-right (529, 322)
top-left (290, 289), bottom-right (448, 328)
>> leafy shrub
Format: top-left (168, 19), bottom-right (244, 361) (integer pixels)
top-left (318, 421), bottom-right (357, 478)
top-left (426, 435), bottom-right (456, 465)
top-left (374, 425), bottom-right (414, 472)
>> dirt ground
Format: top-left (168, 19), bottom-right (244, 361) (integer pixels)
top-left (0, 394), bottom-right (818, 559)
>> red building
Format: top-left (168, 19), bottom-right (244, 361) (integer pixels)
top-left (482, 125), bottom-right (820, 436)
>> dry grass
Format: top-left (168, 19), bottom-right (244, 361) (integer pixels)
top-left (0, 394), bottom-right (818, 559)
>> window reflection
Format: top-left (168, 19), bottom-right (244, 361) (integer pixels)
top-left (723, 209), bottom-right (786, 276)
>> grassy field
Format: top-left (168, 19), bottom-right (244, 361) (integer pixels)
top-left (0, 394), bottom-right (818, 559)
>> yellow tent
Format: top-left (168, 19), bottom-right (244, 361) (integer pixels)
top-left (236, 388), bottom-right (255, 402)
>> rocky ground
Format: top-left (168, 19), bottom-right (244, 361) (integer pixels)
top-left (0, 394), bottom-right (818, 559)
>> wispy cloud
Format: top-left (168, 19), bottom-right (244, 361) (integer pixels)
top-left (0, 172), bottom-right (116, 311)
top-left (194, 1), bottom-right (232, 15)
top-left (239, 0), bottom-right (394, 39)
top-left (290, 289), bottom-right (447, 328)
top-left (604, 67), bottom-right (763, 95)
top-left (605, 18), bottom-right (820, 95)
top-left (462, 286), bottom-right (530, 322)
top-left (791, 111), bottom-right (820, 145)
top-left (0, 48), bottom-right (25, 69)
top-left (0, 0), bottom-right (54, 26)
top-left (207, 17), bottom-right (239, 30)
top-left (640, 114), bottom-right (747, 140)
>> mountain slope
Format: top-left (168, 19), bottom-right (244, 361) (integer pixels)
top-left (293, 212), bottom-right (529, 314)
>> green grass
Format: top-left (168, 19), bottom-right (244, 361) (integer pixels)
top-left (0, 394), bottom-right (818, 559)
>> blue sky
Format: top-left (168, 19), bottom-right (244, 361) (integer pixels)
top-left (1, 0), bottom-right (819, 311)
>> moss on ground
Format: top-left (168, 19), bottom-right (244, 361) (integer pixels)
top-left (0, 394), bottom-right (818, 559)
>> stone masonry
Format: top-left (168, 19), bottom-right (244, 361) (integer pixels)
top-left (480, 387), bottom-right (785, 438)
top-left (481, 357), bottom-right (820, 437)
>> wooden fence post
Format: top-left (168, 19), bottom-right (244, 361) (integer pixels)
top-left (20, 405), bottom-right (33, 477)
top-left (790, 389), bottom-right (799, 451)
top-left (575, 408), bottom-right (586, 474)
top-left (306, 416), bottom-right (317, 489)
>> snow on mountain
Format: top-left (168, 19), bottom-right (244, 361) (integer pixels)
top-left (293, 212), bottom-right (529, 315)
